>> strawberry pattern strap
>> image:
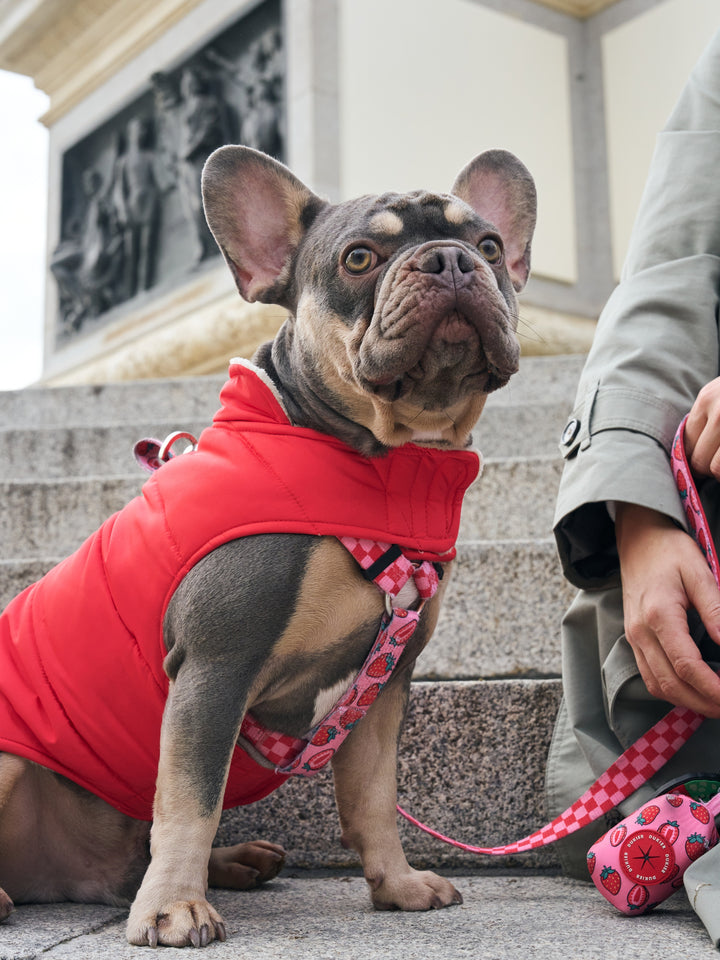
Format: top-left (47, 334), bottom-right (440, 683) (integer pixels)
top-left (275, 538), bottom-right (440, 775)
top-left (671, 414), bottom-right (720, 580)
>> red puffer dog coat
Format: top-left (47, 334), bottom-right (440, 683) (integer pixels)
top-left (0, 360), bottom-right (479, 820)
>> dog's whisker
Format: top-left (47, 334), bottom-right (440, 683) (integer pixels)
top-left (515, 312), bottom-right (547, 345)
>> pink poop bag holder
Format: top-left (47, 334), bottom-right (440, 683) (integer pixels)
top-left (588, 783), bottom-right (720, 914)
top-left (398, 414), bottom-right (720, 916)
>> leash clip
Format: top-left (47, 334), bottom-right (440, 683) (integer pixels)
top-left (158, 431), bottom-right (198, 462)
top-left (133, 431), bottom-right (198, 473)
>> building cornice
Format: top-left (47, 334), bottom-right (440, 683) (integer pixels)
top-left (0, 0), bottom-right (205, 125)
top-left (1, 0), bottom-right (624, 127)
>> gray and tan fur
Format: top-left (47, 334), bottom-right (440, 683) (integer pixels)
top-left (0, 146), bottom-right (535, 948)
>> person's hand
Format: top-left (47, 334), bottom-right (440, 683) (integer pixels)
top-left (685, 377), bottom-right (720, 478)
top-left (615, 502), bottom-right (720, 718)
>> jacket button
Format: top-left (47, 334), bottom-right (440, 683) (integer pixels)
top-left (561, 418), bottom-right (580, 445)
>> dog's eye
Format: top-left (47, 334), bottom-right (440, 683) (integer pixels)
top-left (478, 237), bottom-right (503, 264)
top-left (344, 246), bottom-right (377, 274)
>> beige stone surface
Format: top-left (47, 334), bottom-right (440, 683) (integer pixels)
top-left (533, 0), bottom-right (620, 15)
top-left (517, 304), bottom-right (597, 356)
top-left (43, 292), bottom-right (287, 385)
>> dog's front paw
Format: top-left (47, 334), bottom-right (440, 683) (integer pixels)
top-left (368, 868), bottom-right (463, 911)
top-left (127, 897), bottom-right (227, 948)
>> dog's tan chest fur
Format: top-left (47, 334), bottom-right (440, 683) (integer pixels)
top-left (246, 537), bottom-right (442, 738)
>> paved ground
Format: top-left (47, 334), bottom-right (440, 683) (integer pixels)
top-left (0, 870), bottom-right (715, 959)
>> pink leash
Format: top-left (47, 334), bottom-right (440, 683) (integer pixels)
top-left (396, 414), bottom-right (715, 855)
top-left (134, 418), bottom-right (715, 856)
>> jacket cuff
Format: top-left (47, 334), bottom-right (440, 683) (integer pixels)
top-left (554, 422), bottom-right (687, 590)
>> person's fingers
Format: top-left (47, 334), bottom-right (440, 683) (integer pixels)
top-left (685, 379), bottom-right (720, 477)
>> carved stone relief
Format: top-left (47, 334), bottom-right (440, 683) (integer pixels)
top-left (51, 0), bottom-right (283, 343)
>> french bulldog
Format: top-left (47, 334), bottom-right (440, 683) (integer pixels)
top-left (0, 145), bottom-right (536, 948)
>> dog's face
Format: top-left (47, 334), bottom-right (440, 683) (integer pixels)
top-left (202, 147), bottom-right (536, 453)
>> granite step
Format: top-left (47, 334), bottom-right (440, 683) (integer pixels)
top-left (217, 678), bottom-right (564, 871)
top-left (0, 354), bottom-right (583, 429)
top-left (0, 356), bottom-right (584, 882)
top-left (0, 537), bottom-right (570, 680)
top-left (0, 354), bottom-right (580, 480)
top-left (0, 375), bottom-right (226, 429)
top-left (0, 457), bottom-right (562, 561)
top-left (0, 403), bottom-right (569, 480)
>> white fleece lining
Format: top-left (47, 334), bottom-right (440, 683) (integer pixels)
top-left (230, 356), bottom-right (292, 421)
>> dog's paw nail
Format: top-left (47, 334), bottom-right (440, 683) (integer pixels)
top-left (147, 926), bottom-right (158, 949)
top-left (199, 924), bottom-right (210, 947)
top-left (189, 927), bottom-right (200, 948)
top-left (453, 892), bottom-right (463, 905)
top-left (217, 922), bottom-right (227, 942)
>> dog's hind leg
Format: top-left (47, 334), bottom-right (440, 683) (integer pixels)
top-left (0, 753), bottom-right (26, 921)
top-left (208, 841), bottom-right (285, 890)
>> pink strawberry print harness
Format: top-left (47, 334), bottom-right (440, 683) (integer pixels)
top-left (239, 539), bottom-right (441, 775)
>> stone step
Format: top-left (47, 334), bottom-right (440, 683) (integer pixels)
top-left (462, 456), bottom-right (561, 540)
top-left (217, 678), bottom-right (564, 871)
top-left (0, 375), bottom-right (226, 429)
top-left (0, 354), bottom-right (583, 430)
top-left (0, 538), bottom-right (570, 680)
top-left (421, 538), bottom-right (570, 679)
top-left (0, 457), bottom-right (561, 561)
top-left (0, 404), bottom-right (569, 480)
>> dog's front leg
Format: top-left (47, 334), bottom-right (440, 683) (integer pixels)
top-left (332, 670), bottom-right (462, 911)
top-left (126, 674), bottom-right (239, 948)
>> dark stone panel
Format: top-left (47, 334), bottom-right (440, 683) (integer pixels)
top-left (51, 0), bottom-right (283, 344)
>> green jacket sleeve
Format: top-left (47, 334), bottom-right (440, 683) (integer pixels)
top-left (554, 30), bottom-right (720, 590)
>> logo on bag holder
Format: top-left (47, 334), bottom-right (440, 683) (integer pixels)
top-left (619, 830), bottom-right (676, 885)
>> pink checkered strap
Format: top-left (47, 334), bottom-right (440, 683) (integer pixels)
top-left (398, 707), bottom-right (703, 854)
top-left (397, 415), bottom-right (711, 854)
top-left (240, 538), bottom-right (441, 776)
top-left (338, 537), bottom-right (441, 602)
top-left (239, 711), bottom-right (307, 769)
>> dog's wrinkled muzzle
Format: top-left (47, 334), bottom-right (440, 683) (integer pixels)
top-left (356, 240), bottom-right (519, 406)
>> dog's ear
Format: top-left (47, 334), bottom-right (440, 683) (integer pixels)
top-left (202, 146), bottom-right (326, 305)
top-left (451, 151), bottom-right (536, 292)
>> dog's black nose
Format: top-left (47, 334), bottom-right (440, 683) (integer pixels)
top-left (416, 246), bottom-right (474, 276)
